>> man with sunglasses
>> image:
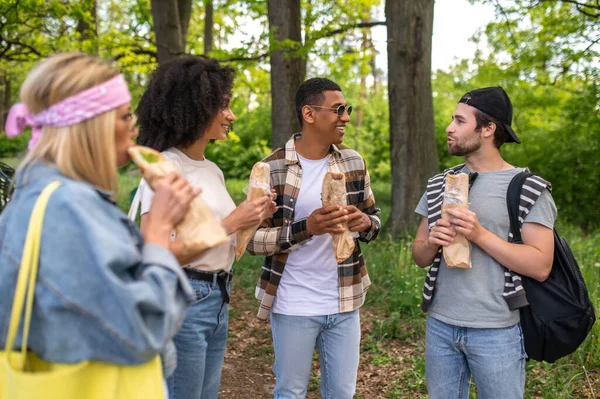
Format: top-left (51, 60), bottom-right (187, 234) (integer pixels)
top-left (247, 77), bottom-right (381, 399)
top-left (412, 87), bottom-right (556, 398)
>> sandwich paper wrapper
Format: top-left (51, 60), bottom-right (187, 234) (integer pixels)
top-left (322, 172), bottom-right (355, 263)
top-left (441, 173), bottom-right (471, 268)
top-left (129, 146), bottom-right (229, 257)
top-left (235, 162), bottom-right (272, 261)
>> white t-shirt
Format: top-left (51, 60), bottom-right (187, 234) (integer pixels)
top-left (272, 154), bottom-right (339, 316)
top-left (138, 148), bottom-right (236, 272)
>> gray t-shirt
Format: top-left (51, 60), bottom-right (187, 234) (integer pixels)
top-left (415, 167), bottom-right (557, 328)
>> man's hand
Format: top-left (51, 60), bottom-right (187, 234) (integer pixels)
top-left (445, 208), bottom-right (485, 243)
top-left (427, 218), bottom-right (456, 248)
top-left (345, 205), bottom-right (372, 232)
top-left (306, 205), bottom-right (348, 236)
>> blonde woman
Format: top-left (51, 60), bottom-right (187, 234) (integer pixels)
top-left (0, 53), bottom-right (195, 378)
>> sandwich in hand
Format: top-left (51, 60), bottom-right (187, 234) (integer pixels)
top-left (128, 145), bottom-right (229, 256)
top-left (234, 162), bottom-right (273, 261)
top-left (322, 172), bottom-right (355, 263)
top-left (441, 173), bottom-right (471, 268)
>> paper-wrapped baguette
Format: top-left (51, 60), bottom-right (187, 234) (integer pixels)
top-left (441, 173), bottom-right (471, 268)
top-left (235, 162), bottom-right (272, 261)
top-left (322, 172), bottom-right (355, 263)
top-left (128, 145), bottom-right (229, 256)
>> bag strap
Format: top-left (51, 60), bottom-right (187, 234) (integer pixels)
top-left (4, 180), bottom-right (62, 369)
top-left (506, 171), bottom-right (534, 244)
top-left (127, 183), bottom-right (143, 222)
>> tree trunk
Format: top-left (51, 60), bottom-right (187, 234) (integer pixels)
top-left (204, 0), bottom-right (213, 55)
top-left (2, 77), bottom-right (10, 127)
top-left (76, 0), bottom-right (97, 41)
top-left (386, 0), bottom-right (438, 235)
top-left (0, 73), bottom-right (5, 127)
top-left (150, 0), bottom-right (192, 63)
top-left (267, 0), bottom-right (306, 149)
top-left (178, 0), bottom-right (192, 48)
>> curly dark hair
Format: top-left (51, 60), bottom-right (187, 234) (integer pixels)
top-left (295, 78), bottom-right (342, 127)
top-left (136, 56), bottom-right (235, 151)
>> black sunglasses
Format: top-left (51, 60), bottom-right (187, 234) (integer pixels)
top-left (308, 104), bottom-right (353, 117)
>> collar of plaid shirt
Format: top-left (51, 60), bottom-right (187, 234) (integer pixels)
top-left (249, 133), bottom-right (381, 320)
top-left (283, 132), bottom-right (342, 165)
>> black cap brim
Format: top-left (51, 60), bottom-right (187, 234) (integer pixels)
top-left (504, 123), bottom-right (521, 144)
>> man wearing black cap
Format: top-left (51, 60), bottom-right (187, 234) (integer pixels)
top-left (411, 87), bottom-right (557, 398)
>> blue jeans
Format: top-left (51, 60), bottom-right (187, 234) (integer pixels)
top-left (425, 316), bottom-right (526, 399)
top-left (270, 309), bottom-right (361, 399)
top-left (167, 278), bottom-right (230, 399)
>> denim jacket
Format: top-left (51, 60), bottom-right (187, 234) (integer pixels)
top-left (0, 162), bottom-right (194, 367)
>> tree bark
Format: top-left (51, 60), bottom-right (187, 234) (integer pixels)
top-left (0, 73), bottom-right (5, 127)
top-left (150, 0), bottom-right (192, 63)
top-left (386, 0), bottom-right (438, 235)
top-left (3, 77), bottom-right (10, 127)
top-left (204, 0), bottom-right (214, 55)
top-left (267, 0), bottom-right (306, 149)
top-left (76, 0), bottom-right (97, 42)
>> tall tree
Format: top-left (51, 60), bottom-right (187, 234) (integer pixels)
top-left (267, 0), bottom-right (306, 149)
top-left (204, 0), bottom-right (214, 55)
top-left (150, 0), bottom-right (192, 63)
top-left (77, 0), bottom-right (98, 54)
top-left (77, 0), bottom-right (97, 41)
top-left (386, 0), bottom-right (438, 234)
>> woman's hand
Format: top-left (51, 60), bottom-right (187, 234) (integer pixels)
top-left (143, 173), bottom-right (200, 247)
top-left (222, 195), bottom-right (277, 235)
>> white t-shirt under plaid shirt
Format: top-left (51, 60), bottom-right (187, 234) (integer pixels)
top-left (272, 154), bottom-right (339, 316)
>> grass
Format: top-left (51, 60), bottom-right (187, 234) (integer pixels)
top-left (0, 157), bottom-right (21, 168)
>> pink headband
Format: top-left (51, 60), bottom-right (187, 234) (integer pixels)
top-left (4, 74), bottom-right (131, 150)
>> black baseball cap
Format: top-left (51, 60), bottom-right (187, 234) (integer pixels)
top-left (458, 86), bottom-right (520, 144)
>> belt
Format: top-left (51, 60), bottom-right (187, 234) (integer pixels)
top-left (183, 268), bottom-right (233, 304)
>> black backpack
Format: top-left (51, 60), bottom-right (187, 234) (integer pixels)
top-left (0, 161), bottom-right (15, 214)
top-left (507, 171), bottom-right (596, 363)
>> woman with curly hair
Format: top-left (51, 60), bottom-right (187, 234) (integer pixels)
top-left (133, 56), bottom-right (275, 399)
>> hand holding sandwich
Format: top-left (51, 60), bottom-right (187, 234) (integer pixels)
top-left (306, 205), bottom-right (348, 236)
top-left (142, 172), bottom-right (201, 248)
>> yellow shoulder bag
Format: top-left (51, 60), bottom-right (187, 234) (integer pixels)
top-left (1, 181), bottom-right (166, 399)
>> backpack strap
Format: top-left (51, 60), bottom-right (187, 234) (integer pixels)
top-left (503, 170), bottom-right (552, 309)
top-left (507, 171), bottom-right (552, 243)
top-left (507, 171), bottom-right (533, 244)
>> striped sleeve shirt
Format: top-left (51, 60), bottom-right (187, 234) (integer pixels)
top-left (247, 133), bottom-right (381, 320)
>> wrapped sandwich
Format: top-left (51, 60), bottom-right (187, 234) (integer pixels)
top-left (322, 172), bottom-right (355, 263)
top-left (441, 173), bottom-right (471, 268)
top-left (235, 162), bottom-right (272, 261)
top-left (128, 145), bottom-right (229, 256)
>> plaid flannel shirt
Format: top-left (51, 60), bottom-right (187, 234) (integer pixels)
top-left (247, 133), bottom-right (381, 320)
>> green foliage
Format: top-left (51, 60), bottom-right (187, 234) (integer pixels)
top-left (205, 131), bottom-right (272, 180)
top-left (0, 131), bottom-right (30, 157)
top-left (433, 0), bottom-right (600, 230)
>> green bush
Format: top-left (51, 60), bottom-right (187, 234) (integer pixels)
top-left (0, 130), bottom-right (30, 157)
